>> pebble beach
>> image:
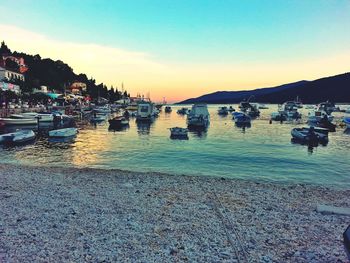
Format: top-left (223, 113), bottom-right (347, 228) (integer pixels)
top-left (0, 164), bottom-right (349, 262)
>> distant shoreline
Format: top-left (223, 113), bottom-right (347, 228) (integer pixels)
top-left (1, 163), bottom-right (349, 262)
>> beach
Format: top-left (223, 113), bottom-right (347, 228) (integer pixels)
top-left (0, 164), bottom-right (349, 262)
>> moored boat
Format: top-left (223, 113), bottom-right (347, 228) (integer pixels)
top-left (177, 107), bottom-right (188, 115)
top-left (169, 127), bottom-right (188, 139)
top-left (108, 116), bottom-right (129, 127)
top-left (49, 128), bottom-right (78, 138)
top-left (0, 116), bottom-right (37, 125)
top-left (165, 106), bottom-right (172, 113)
top-left (291, 127), bottom-right (328, 144)
top-left (218, 106), bottom-right (229, 115)
top-left (233, 112), bottom-right (251, 126)
top-left (136, 101), bottom-right (155, 122)
top-left (187, 104), bottom-right (210, 128)
top-left (21, 112), bottom-right (54, 122)
top-left (0, 130), bottom-right (36, 144)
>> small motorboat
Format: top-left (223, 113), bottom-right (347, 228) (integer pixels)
top-left (0, 116), bottom-right (38, 125)
top-left (291, 127), bottom-right (328, 144)
top-left (0, 130), bottom-right (36, 144)
top-left (316, 116), bottom-right (336, 132)
top-left (308, 110), bottom-right (334, 123)
top-left (108, 116), bottom-right (129, 127)
top-left (165, 106), bottom-right (172, 113)
top-left (49, 128), bottom-right (78, 138)
top-left (228, 106), bottom-right (235, 112)
top-left (187, 104), bottom-right (210, 128)
top-left (177, 107), bottom-right (188, 115)
top-left (344, 117), bottom-right (350, 129)
top-left (20, 112), bottom-right (54, 122)
top-left (258, 104), bottom-right (269, 109)
top-left (169, 127), bottom-right (188, 139)
top-left (218, 106), bottom-right (228, 115)
top-left (233, 112), bottom-right (251, 126)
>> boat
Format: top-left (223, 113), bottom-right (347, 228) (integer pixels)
top-left (49, 128), bottom-right (78, 138)
top-left (136, 101), bottom-right (155, 122)
top-left (258, 104), bottom-right (269, 109)
top-left (239, 101), bottom-right (260, 118)
top-left (0, 130), bottom-right (36, 144)
top-left (228, 106), bottom-right (235, 112)
top-left (317, 101), bottom-right (337, 115)
top-left (308, 110), bottom-right (334, 123)
top-left (218, 106), bottom-right (229, 115)
top-left (344, 117), bottom-right (350, 129)
top-left (233, 112), bottom-right (251, 126)
top-left (345, 107), bottom-right (350, 114)
top-left (108, 116), bottom-right (129, 127)
top-left (187, 104), bottom-right (210, 128)
top-left (0, 116), bottom-right (38, 125)
top-left (271, 101), bottom-right (301, 121)
top-left (169, 127), bottom-right (188, 139)
top-left (94, 105), bottom-right (111, 114)
top-left (164, 106), bottom-right (172, 113)
top-left (177, 107), bottom-right (188, 115)
top-left (291, 127), bottom-right (328, 144)
top-left (305, 105), bottom-right (316, 109)
top-left (20, 112), bottom-right (54, 122)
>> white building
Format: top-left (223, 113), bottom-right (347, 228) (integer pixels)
top-left (0, 66), bottom-right (25, 82)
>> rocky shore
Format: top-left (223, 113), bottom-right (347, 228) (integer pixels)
top-left (0, 164), bottom-right (349, 262)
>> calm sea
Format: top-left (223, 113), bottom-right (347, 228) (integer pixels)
top-left (1, 104), bottom-right (349, 188)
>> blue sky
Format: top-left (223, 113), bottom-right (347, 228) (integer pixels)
top-left (1, 0), bottom-right (350, 101)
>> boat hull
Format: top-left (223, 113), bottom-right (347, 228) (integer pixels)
top-left (49, 128), bottom-right (78, 138)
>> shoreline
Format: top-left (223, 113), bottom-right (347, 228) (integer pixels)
top-left (1, 164), bottom-right (349, 262)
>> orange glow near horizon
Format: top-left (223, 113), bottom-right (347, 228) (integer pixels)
top-left (1, 24), bottom-right (350, 103)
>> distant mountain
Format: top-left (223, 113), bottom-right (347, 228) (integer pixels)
top-left (178, 73), bottom-right (350, 104)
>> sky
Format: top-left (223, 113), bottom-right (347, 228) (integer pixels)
top-left (0, 0), bottom-right (350, 102)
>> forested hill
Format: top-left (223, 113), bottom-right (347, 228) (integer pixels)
top-left (179, 73), bottom-right (350, 104)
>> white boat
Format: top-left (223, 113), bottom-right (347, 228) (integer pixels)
top-left (308, 110), bottom-right (334, 123)
top-left (169, 127), bottom-right (188, 139)
top-left (136, 101), bottom-right (155, 122)
top-left (0, 116), bottom-right (37, 125)
top-left (20, 112), bottom-right (54, 122)
top-left (94, 105), bottom-right (111, 114)
top-left (187, 104), bottom-right (210, 128)
top-left (218, 106), bottom-right (229, 115)
top-left (49, 128), bottom-right (78, 138)
top-left (0, 130), bottom-right (36, 144)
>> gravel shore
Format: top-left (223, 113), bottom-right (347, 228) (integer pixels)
top-left (0, 164), bottom-right (349, 262)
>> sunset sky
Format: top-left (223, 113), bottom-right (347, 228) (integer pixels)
top-left (1, 0), bottom-right (350, 102)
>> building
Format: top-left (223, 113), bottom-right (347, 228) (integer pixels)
top-left (0, 55), bottom-right (28, 74)
top-left (69, 82), bottom-right (87, 94)
top-left (0, 66), bottom-right (25, 82)
top-left (0, 81), bottom-right (21, 94)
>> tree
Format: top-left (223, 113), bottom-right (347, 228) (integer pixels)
top-left (0, 41), bottom-right (11, 55)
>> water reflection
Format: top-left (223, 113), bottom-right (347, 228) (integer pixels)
top-left (136, 121), bottom-right (153, 135)
top-left (0, 104), bottom-right (349, 187)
